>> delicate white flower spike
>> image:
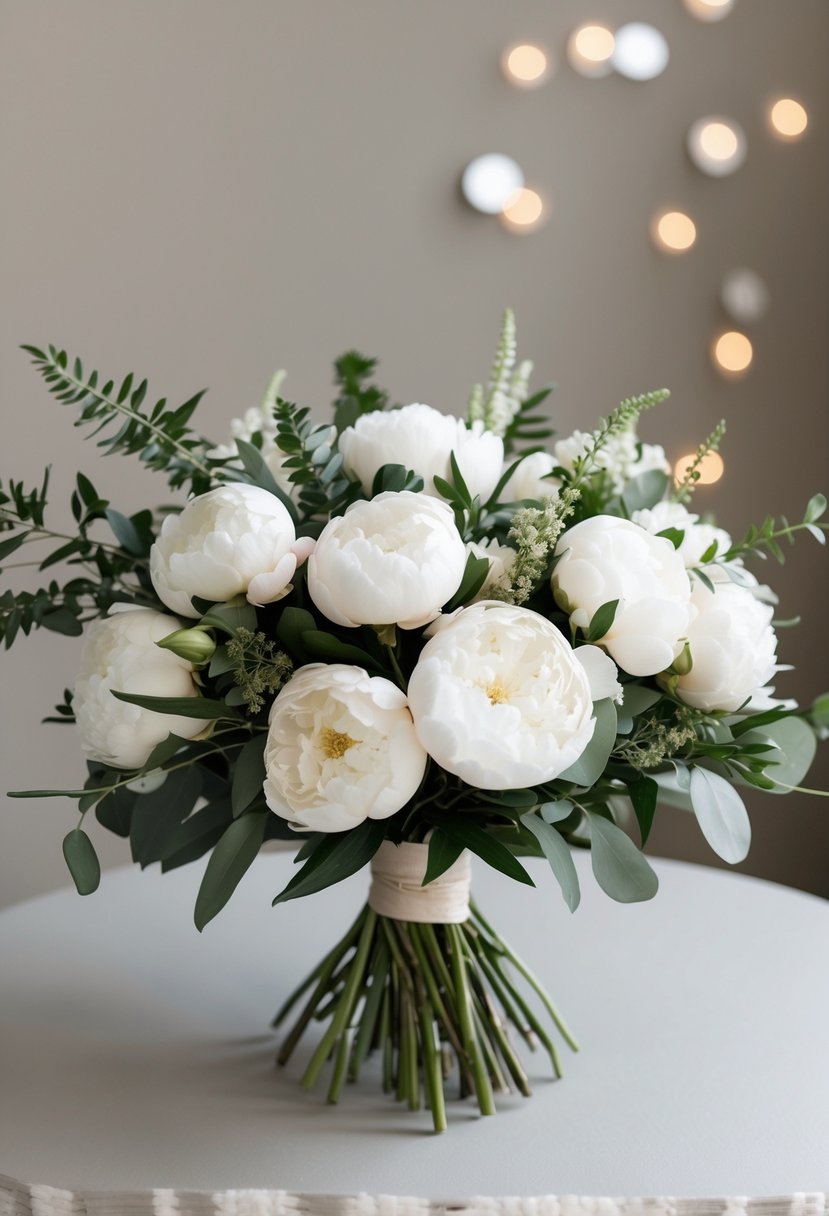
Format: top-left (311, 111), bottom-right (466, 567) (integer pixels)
top-left (552, 515), bottom-right (693, 677)
top-left (307, 491), bottom-right (467, 629)
top-left (264, 664), bottom-right (427, 833)
top-left (554, 429), bottom-right (668, 496)
top-left (339, 403), bottom-right (504, 501)
top-left (674, 580), bottom-right (778, 712)
top-left (150, 483), bottom-right (297, 616)
top-left (632, 500), bottom-right (732, 569)
top-left (407, 601), bottom-right (595, 790)
top-left (73, 608), bottom-right (205, 770)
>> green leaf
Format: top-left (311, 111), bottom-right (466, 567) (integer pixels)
top-left (111, 690), bottom-right (234, 719)
top-left (95, 786), bottom-right (137, 837)
top-left (442, 551), bottom-right (491, 613)
top-left (437, 816), bottom-right (534, 887)
top-left (130, 766), bottom-right (202, 867)
top-left (301, 629), bottom-right (382, 672)
top-left (616, 685), bottom-right (662, 734)
top-left (540, 799), bottom-right (574, 824)
top-left (741, 715), bottom-right (817, 794)
top-left (0, 531), bottom-right (28, 563)
top-left (656, 527), bottom-right (685, 551)
top-left (234, 439), bottom-right (299, 521)
top-left (622, 469), bottom-right (669, 514)
top-left (41, 607), bottom-right (83, 636)
top-left (194, 811), bottom-right (269, 930)
top-left (520, 812), bottom-right (580, 911)
top-left (161, 797), bottom-right (233, 870)
top-left (559, 698), bottom-right (617, 787)
top-left (62, 829), bottom-right (101, 895)
top-left (198, 596), bottom-right (258, 635)
top-left (588, 812), bottom-right (659, 903)
top-left (105, 508), bottom-right (145, 555)
top-left (273, 819), bottom-right (385, 904)
top-left (586, 600), bottom-right (619, 643)
top-left (231, 734), bottom-right (267, 817)
top-left (276, 605), bottom-right (318, 655)
top-left (142, 733), bottom-right (190, 770)
top-left (805, 492), bottom-right (827, 523)
top-left (423, 829), bottom-right (466, 886)
top-left (626, 775), bottom-right (658, 846)
top-left (689, 767), bottom-right (751, 863)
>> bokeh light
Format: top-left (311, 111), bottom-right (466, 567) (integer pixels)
top-left (652, 209), bottom-right (697, 253)
top-left (673, 451), bottom-right (725, 486)
top-left (502, 43), bottom-right (551, 88)
top-left (712, 331), bottom-right (753, 376)
top-left (769, 98), bottom-right (808, 140)
top-left (720, 269), bottom-right (770, 324)
top-left (612, 23), bottom-right (669, 82)
top-left (687, 117), bottom-right (747, 176)
top-left (682, 0), bottom-right (735, 22)
top-left (500, 187), bottom-right (546, 232)
top-left (461, 154), bottom-right (525, 215)
top-left (567, 24), bottom-right (615, 78)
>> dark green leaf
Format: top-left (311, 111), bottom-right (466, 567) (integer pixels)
top-left (105, 508), bottom-right (145, 555)
top-left (198, 597), bottom-right (258, 635)
top-left (301, 629), bottom-right (382, 671)
top-left (130, 767), bottom-right (202, 867)
top-left (41, 608), bottom-right (83, 636)
top-left (626, 775), bottom-right (658, 846)
top-left (443, 552), bottom-right (491, 613)
top-left (586, 600), bottom-right (619, 643)
top-left (111, 690), bottom-right (235, 719)
top-left (0, 532), bottom-right (28, 563)
top-left (62, 829), bottom-right (101, 895)
top-left (195, 811), bottom-right (269, 930)
top-left (273, 819), bottom-right (385, 904)
top-left (231, 734), bottom-right (267, 817)
top-left (235, 440), bottom-right (299, 520)
top-left (423, 829), bottom-right (466, 886)
top-left (437, 816), bottom-right (534, 886)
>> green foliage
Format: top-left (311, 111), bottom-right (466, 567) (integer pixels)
top-left (62, 828), bottom-right (101, 895)
top-left (487, 488), bottom-right (579, 605)
top-left (274, 397), bottom-right (359, 519)
top-left (587, 812), bottom-right (659, 902)
top-left (560, 699), bottom-right (618, 787)
top-left (688, 767), bottom-right (751, 864)
top-left (585, 600), bottom-right (619, 643)
top-left (225, 627), bottom-right (293, 714)
top-left (22, 345), bottom-right (218, 493)
top-left (273, 819), bottom-right (386, 904)
top-left (520, 812), bottom-right (580, 911)
top-left (724, 494), bottom-right (828, 563)
top-left (501, 386), bottom-right (555, 455)
top-left (194, 811), bottom-right (269, 930)
top-left (331, 351), bottom-right (390, 434)
top-left (672, 420), bottom-right (727, 505)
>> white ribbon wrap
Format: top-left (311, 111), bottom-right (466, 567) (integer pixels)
top-left (368, 841), bottom-right (471, 923)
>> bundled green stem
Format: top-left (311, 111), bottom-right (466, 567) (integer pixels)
top-left (274, 900), bottom-right (577, 1132)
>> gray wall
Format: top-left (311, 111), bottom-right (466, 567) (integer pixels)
top-left (1, 0), bottom-right (827, 908)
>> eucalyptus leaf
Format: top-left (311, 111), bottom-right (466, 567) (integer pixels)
top-left (195, 811), bottom-right (268, 930)
top-left (231, 734), bottom-right (267, 817)
top-left (540, 799), bottom-right (574, 824)
top-left (740, 715), bottom-right (817, 794)
top-left (62, 829), bottom-right (101, 895)
top-left (616, 685), bottom-right (662, 734)
top-left (689, 766), bottom-right (751, 863)
top-left (588, 812), bottom-right (659, 903)
top-left (520, 812), bottom-right (580, 911)
top-left (622, 469), bottom-right (669, 514)
top-left (198, 597), bottom-right (258, 636)
top-left (560, 698), bottom-right (617, 787)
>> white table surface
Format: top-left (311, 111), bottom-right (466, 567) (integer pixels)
top-left (0, 850), bottom-right (827, 1207)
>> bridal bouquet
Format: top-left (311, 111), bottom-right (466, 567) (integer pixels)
top-left (3, 312), bottom-right (827, 1131)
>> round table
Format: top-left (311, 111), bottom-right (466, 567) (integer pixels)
top-left (1, 852), bottom-right (827, 1215)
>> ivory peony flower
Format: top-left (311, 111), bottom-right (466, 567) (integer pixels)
top-left (632, 501), bottom-right (732, 569)
top-left (263, 664), bottom-right (427, 833)
top-left (338, 403), bottom-right (504, 501)
top-left (407, 601), bottom-right (595, 790)
top-left (307, 491), bottom-right (467, 629)
top-left (150, 483), bottom-right (306, 616)
top-left (673, 580), bottom-right (778, 712)
top-left (552, 515), bottom-right (693, 677)
top-left (501, 451), bottom-right (561, 502)
top-left (73, 608), bottom-right (205, 770)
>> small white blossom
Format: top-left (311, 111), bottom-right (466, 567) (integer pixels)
top-left (208, 379), bottom-right (298, 497)
top-left (407, 601), bottom-right (595, 789)
top-left (554, 429), bottom-right (669, 495)
top-left (264, 664), bottom-right (427, 833)
top-left (307, 491), bottom-right (466, 629)
top-left (465, 538), bottom-right (517, 600)
top-left (74, 608), bottom-right (205, 770)
top-left (150, 484), bottom-right (307, 616)
top-left (553, 515), bottom-right (693, 677)
top-left (338, 403), bottom-right (504, 501)
top-left (632, 501), bottom-right (731, 569)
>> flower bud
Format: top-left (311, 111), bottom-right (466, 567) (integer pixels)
top-left (156, 627), bottom-right (216, 665)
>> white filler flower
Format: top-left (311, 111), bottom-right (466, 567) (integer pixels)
top-left (74, 608), bottom-right (205, 770)
top-left (307, 491), bottom-right (467, 629)
top-left (264, 664), bottom-right (427, 832)
top-left (339, 403), bottom-right (504, 501)
top-left (150, 483), bottom-right (301, 616)
top-left (553, 515), bottom-right (693, 677)
top-left (407, 601), bottom-right (595, 790)
top-left (674, 579), bottom-right (778, 712)
top-left (554, 429), bottom-right (668, 495)
top-left (632, 500), bottom-right (732, 569)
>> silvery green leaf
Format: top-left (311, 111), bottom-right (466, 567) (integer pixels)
top-left (521, 812), bottom-right (580, 911)
top-left (741, 716), bottom-right (817, 794)
top-left (587, 812), bottom-right (659, 903)
top-left (689, 767), bottom-right (751, 863)
top-left (559, 698), bottom-right (617, 787)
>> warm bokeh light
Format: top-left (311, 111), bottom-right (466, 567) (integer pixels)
top-left (503, 43), bottom-right (550, 87)
top-left (713, 331), bottom-right (753, 375)
top-left (461, 154), bottom-right (525, 215)
top-left (687, 117), bottom-right (746, 176)
top-left (652, 209), bottom-right (697, 253)
top-left (682, 0), bottom-right (735, 21)
top-left (611, 23), bottom-right (669, 81)
top-left (673, 451), bottom-right (725, 486)
top-left (769, 98), bottom-right (808, 140)
top-left (500, 187), bottom-right (546, 232)
top-left (567, 24), bottom-right (615, 77)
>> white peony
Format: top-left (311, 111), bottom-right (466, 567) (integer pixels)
top-left (552, 515), bottom-right (693, 677)
top-left (573, 644), bottom-right (623, 704)
top-left (554, 429), bottom-right (669, 496)
top-left (501, 451), bottom-right (561, 502)
top-left (338, 403), bottom-right (504, 501)
top-left (307, 491), bottom-right (467, 629)
top-left (674, 580), bottom-right (778, 712)
top-left (150, 483), bottom-right (308, 616)
top-left (73, 608), bottom-right (205, 770)
top-left (263, 664), bottom-right (427, 833)
top-left (632, 501), bottom-right (732, 569)
top-left (407, 601), bottom-right (595, 790)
